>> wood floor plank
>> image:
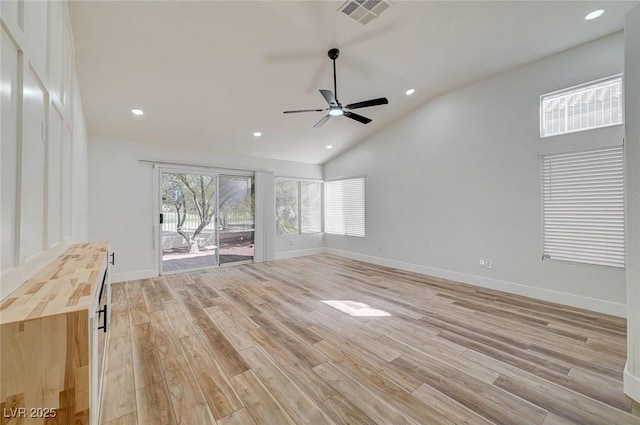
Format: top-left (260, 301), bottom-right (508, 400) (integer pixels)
top-left (100, 336), bottom-right (136, 423)
top-left (205, 305), bottom-right (255, 351)
top-left (163, 354), bottom-right (216, 425)
top-left (313, 341), bottom-right (454, 425)
top-left (313, 361), bottom-right (419, 425)
top-left (494, 372), bottom-right (638, 425)
top-left (149, 309), bottom-right (183, 359)
top-left (391, 353), bottom-right (548, 424)
top-left (412, 383), bottom-right (495, 425)
top-left (131, 323), bottom-right (164, 389)
top-left (109, 301), bottom-right (131, 339)
top-left (163, 301), bottom-right (199, 338)
top-left (111, 283), bottom-right (128, 305)
top-left (100, 256), bottom-right (638, 425)
top-left (180, 333), bottom-right (244, 420)
top-left (104, 411), bottom-right (138, 425)
top-left (239, 346), bottom-right (335, 425)
top-left (136, 384), bottom-right (175, 425)
top-left (313, 336), bottom-right (423, 393)
top-left (320, 394), bottom-right (377, 425)
top-left (230, 370), bottom-right (297, 425)
top-left (142, 285), bottom-right (164, 313)
top-left (251, 313), bottom-right (328, 369)
top-left (217, 408), bottom-right (258, 425)
top-left (247, 327), bottom-right (336, 403)
top-left (127, 282), bottom-right (150, 325)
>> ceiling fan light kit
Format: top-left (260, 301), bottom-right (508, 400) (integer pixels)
top-left (283, 48), bottom-right (389, 128)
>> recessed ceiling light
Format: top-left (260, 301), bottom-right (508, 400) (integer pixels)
top-left (326, 145), bottom-right (333, 149)
top-left (585, 9), bottom-right (604, 20)
top-left (131, 108), bottom-right (144, 116)
top-left (405, 88), bottom-right (415, 96)
top-left (253, 132), bottom-right (262, 137)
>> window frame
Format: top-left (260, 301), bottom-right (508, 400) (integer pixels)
top-left (275, 177), bottom-right (324, 236)
top-left (539, 74), bottom-right (623, 139)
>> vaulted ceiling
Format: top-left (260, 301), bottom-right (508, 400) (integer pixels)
top-left (69, 1), bottom-right (637, 164)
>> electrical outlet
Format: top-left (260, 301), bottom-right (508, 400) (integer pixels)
top-left (289, 240), bottom-right (294, 246)
top-left (377, 244), bottom-right (382, 253)
top-left (478, 259), bottom-right (493, 269)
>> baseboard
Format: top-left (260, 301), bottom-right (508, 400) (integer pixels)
top-left (275, 248), bottom-right (325, 260)
top-left (624, 361), bottom-right (640, 403)
top-left (112, 269), bottom-right (158, 283)
top-left (325, 248), bottom-right (627, 318)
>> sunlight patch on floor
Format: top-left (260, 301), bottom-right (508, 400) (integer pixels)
top-left (321, 300), bottom-right (391, 317)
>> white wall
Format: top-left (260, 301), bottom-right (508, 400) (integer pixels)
top-left (624, 4), bottom-right (640, 403)
top-left (88, 137), bottom-right (322, 282)
top-left (1, 1), bottom-right (89, 299)
top-left (324, 32), bottom-right (626, 317)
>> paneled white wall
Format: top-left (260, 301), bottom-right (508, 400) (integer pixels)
top-left (0, 1), bottom-right (89, 299)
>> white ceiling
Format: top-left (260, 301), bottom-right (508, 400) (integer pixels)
top-left (69, 1), bottom-right (637, 165)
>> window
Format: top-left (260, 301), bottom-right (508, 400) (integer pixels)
top-left (325, 177), bottom-right (365, 237)
top-left (275, 178), bottom-right (322, 235)
top-left (541, 145), bottom-right (624, 268)
top-left (540, 75), bottom-right (623, 138)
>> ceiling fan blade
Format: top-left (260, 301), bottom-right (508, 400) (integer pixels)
top-left (344, 111), bottom-right (372, 124)
top-left (283, 108), bottom-right (324, 114)
top-left (313, 115), bottom-right (331, 128)
top-left (346, 97), bottom-right (389, 110)
top-left (319, 89), bottom-right (338, 106)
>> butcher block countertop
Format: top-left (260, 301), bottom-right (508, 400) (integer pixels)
top-left (0, 242), bottom-right (109, 325)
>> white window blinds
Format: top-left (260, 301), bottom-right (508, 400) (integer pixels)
top-left (541, 145), bottom-right (624, 268)
top-left (540, 75), bottom-right (623, 138)
top-left (325, 177), bottom-right (365, 237)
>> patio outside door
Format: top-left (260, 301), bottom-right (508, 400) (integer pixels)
top-left (159, 170), bottom-right (255, 274)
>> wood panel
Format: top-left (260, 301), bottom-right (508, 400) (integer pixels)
top-left (0, 242), bottom-right (109, 323)
top-left (1, 243), bottom-right (109, 425)
top-left (99, 254), bottom-right (640, 425)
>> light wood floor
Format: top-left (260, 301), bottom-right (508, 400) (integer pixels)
top-left (100, 254), bottom-right (640, 425)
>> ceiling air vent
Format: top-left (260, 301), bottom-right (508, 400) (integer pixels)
top-left (339, 0), bottom-right (392, 25)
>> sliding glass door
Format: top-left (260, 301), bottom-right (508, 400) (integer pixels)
top-left (159, 170), bottom-right (254, 274)
top-left (218, 175), bottom-right (255, 265)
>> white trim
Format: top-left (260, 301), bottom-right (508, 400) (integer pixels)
top-left (140, 160), bottom-right (256, 176)
top-left (539, 133), bottom-right (623, 156)
top-left (325, 248), bottom-right (627, 318)
top-left (624, 361), bottom-right (640, 403)
top-left (275, 176), bottom-right (323, 183)
top-left (111, 269), bottom-right (157, 283)
top-left (275, 248), bottom-right (325, 260)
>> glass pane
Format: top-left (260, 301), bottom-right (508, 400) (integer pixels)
top-left (218, 175), bottom-right (255, 265)
top-left (276, 179), bottom-right (299, 235)
top-left (301, 181), bottom-right (322, 234)
top-left (161, 172), bottom-right (217, 272)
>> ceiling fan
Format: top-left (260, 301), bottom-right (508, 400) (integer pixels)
top-left (283, 48), bottom-right (389, 128)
